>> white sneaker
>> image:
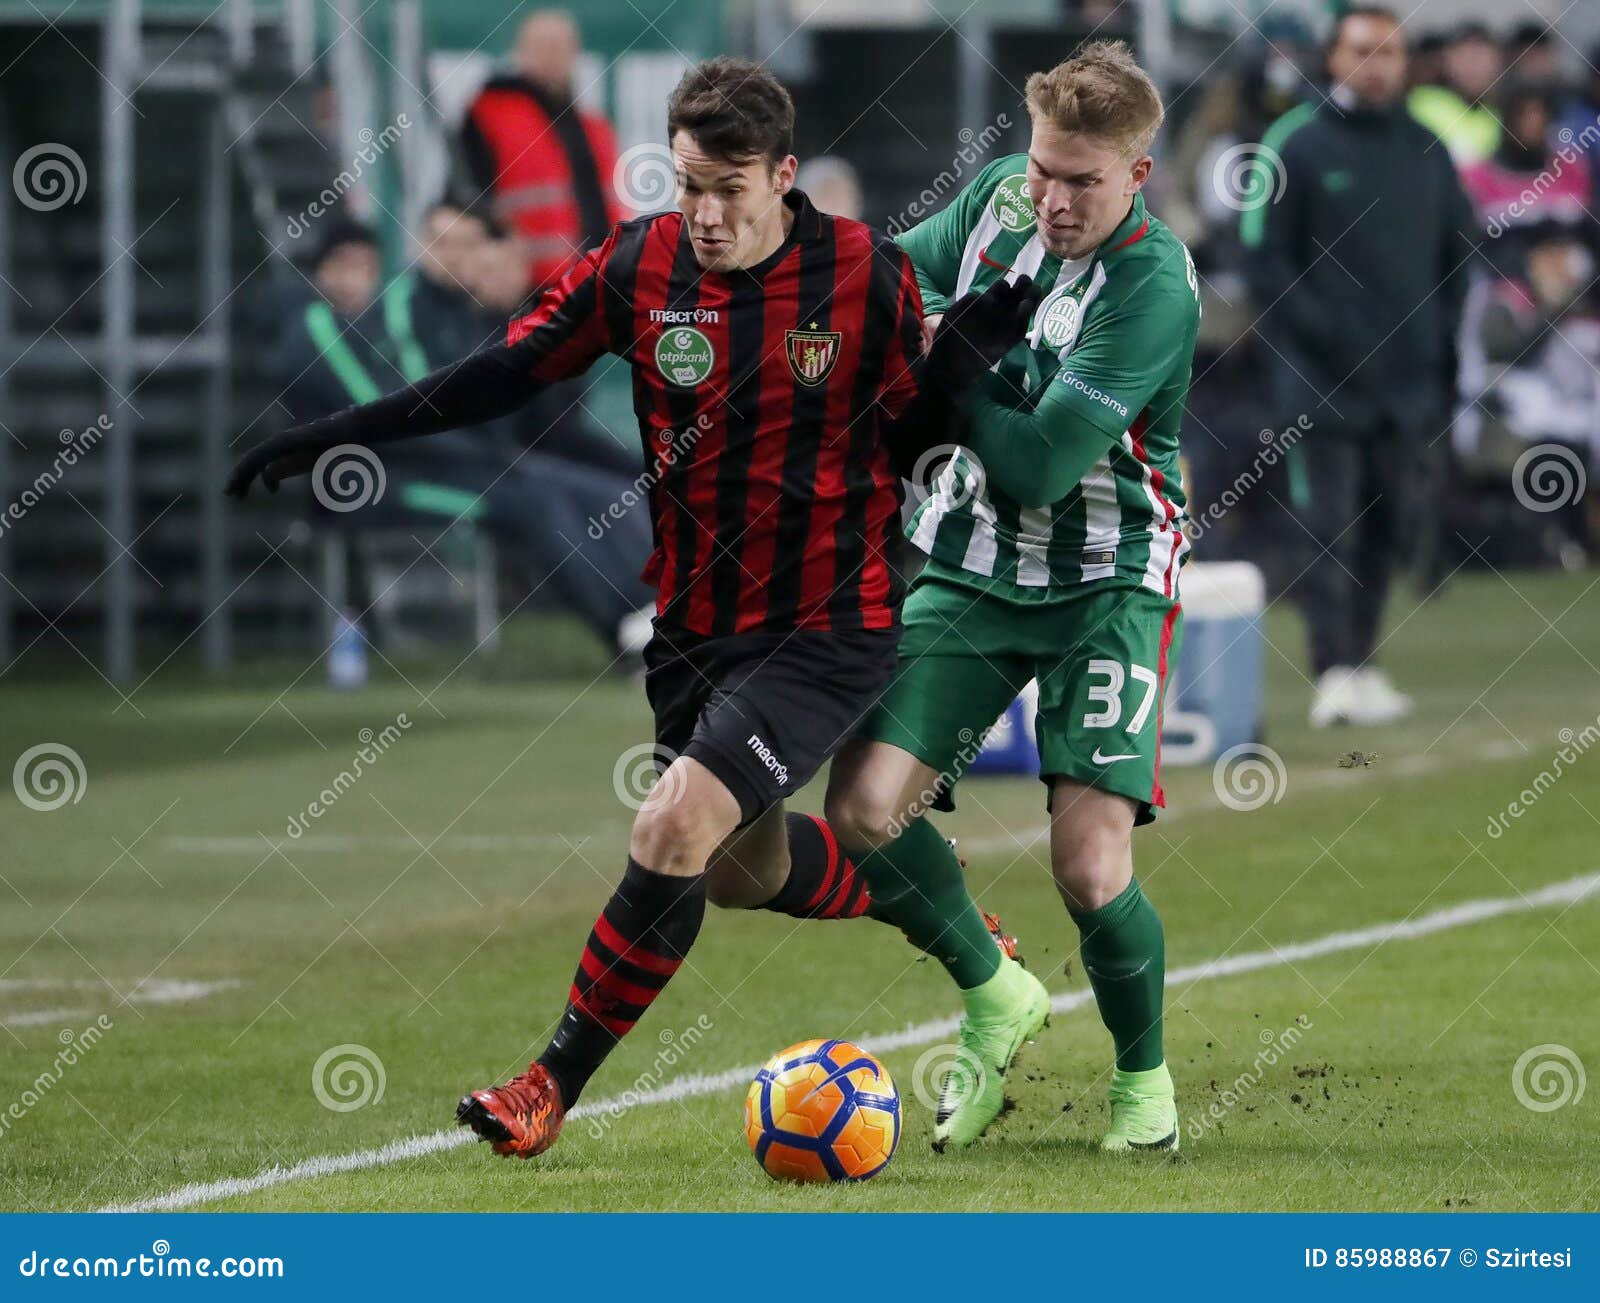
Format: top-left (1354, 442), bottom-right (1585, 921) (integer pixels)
top-left (1350, 666), bottom-right (1413, 724)
top-left (1309, 666), bottom-right (1360, 728)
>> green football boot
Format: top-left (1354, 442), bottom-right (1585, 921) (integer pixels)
top-left (1102, 1062), bottom-right (1179, 1152)
top-left (932, 957), bottom-right (1050, 1151)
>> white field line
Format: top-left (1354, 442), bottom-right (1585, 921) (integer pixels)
top-left (2, 979), bottom-right (240, 1028)
top-left (956, 736), bottom-right (1528, 856)
top-left (101, 870), bottom-right (1600, 1213)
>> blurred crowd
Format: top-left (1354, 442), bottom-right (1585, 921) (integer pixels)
top-left (1165, 15), bottom-right (1600, 586)
top-left (269, 7), bottom-right (1600, 690)
top-left (271, 11), bottom-right (653, 662)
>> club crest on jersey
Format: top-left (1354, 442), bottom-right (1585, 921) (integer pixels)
top-left (990, 173), bottom-right (1035, 233)
top-left (656, 326), bottom-right (715, 387)
top-left (785, 328), bottom-right (841, 386)
top-left (1038, 293), bottom-right (1083, 350)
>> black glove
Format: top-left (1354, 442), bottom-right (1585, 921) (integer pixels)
top-left (224, 342), bottom-right (546, 500)
top-left (225, 429), bottom-right (329, 498)
top-left (923, 274), bottom-right (1043, 396)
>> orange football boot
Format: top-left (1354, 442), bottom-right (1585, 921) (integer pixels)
top-left (947, 839), bottom-right (1022, 964)
top-left (982, 910), bottom-right (1021, 963)
top-left (456, 1061), bottom-right (565, 1158)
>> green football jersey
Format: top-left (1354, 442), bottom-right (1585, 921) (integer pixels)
top-left (897, 154), bottom-right (1200, 599)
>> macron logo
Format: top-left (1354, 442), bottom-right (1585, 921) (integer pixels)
top-left (747, 734), bottom-right (790, 786)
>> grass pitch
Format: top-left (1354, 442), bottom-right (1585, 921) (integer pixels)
top-left (2, 568), bottom-right (1597, 1212)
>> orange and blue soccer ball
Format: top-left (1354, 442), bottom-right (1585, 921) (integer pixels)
top-left (743, 1038), bottom-right (900, 1182)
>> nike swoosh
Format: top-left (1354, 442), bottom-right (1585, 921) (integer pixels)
top-left (1091, 748), bottom-right (1140, 764)
top-left (977, 245), bottom-right (1011, 270)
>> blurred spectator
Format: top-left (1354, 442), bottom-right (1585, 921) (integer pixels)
top-left (1476, 227), bottom-right (1599, 453)
top-left (1409, 23), bottom-right (1503, 164)
top-left (1461, 83), bottom-right (1593, 275)
top-left (1455, 223), bottom-right (1598, 563)
top-left (1408, 31), bottom-right (1448, 91)
top-left (411, 201), bottom-right (499, 362)
top-left (1243, 6), bottom-right (1476, 728)
top-left (456, 9), bottom-right (621, 294)
top-left (1504, 22), bottom-right (1561, 88)
top-left (1072, 1), bottom-right (1133, 28)
top-left (1163, 24), bottom-right (1315, 278)
top-left (1557, 41), bottom-right (1600, 143)
top-left (451, 220), bottom-right (641, 478)
top-left (274, 216), bottom-right (653, 658)
top-left (277, 221), bottom-right (390, 426)
top-left (797, 156), bottom-right (863, 220)
top-left (462, 233), bottom-right (543, 318)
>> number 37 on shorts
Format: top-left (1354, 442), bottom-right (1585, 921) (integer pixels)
top-left (1037, 595), bottom-right (1182, 822)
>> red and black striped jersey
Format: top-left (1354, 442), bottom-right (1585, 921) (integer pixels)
top-left (506, 190), bottom-right (923, 637)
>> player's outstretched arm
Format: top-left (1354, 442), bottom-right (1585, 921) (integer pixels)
top-left (882, 275), bottom-right (1042, 474)
top-left (228, 232), bottom-right (621, 498)
top-left (224, 343), bottom-right (545, 498)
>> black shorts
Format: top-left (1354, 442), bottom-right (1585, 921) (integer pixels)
top-left (643, 623), bottom-right (901, 824)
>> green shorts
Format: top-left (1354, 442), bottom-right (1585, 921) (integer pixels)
top-left (860, 563), bottom-right (1183, 824)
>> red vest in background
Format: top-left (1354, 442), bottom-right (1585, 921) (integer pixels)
top-left (465, 80), bottom-right (622, 291)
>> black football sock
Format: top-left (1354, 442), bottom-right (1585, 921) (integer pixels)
top-left (537, 857), bottom-right (706, 1107)
top-left (753, 813), bottom-right (873, 921)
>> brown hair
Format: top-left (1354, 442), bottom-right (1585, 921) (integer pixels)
top-left (1024, 40), bottom-right (1164, 160)
top-left (666, 56), bottom-right (795, 166)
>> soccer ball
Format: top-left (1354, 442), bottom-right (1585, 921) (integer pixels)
top-left (743, 1038), bottom-right (900, 1182)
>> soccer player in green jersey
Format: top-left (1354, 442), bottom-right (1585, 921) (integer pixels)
top-left (825, 40), bottom-right (1198, 1152)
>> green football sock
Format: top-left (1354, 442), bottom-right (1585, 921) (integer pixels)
top-left (1070, 877), bottom-right (1165, 1072)
top-left (848, 817), bottom-right (1001, 990)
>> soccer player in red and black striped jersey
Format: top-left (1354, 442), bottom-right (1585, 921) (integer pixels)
top-left (227, 57), bottom-right (1038, 1160)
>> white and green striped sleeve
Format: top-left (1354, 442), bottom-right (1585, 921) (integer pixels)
top-left (894, 156), bottom-right (1019, 317)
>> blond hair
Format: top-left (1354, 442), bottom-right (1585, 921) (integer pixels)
top-left (1024, 40), bottom-right (1164, 160)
